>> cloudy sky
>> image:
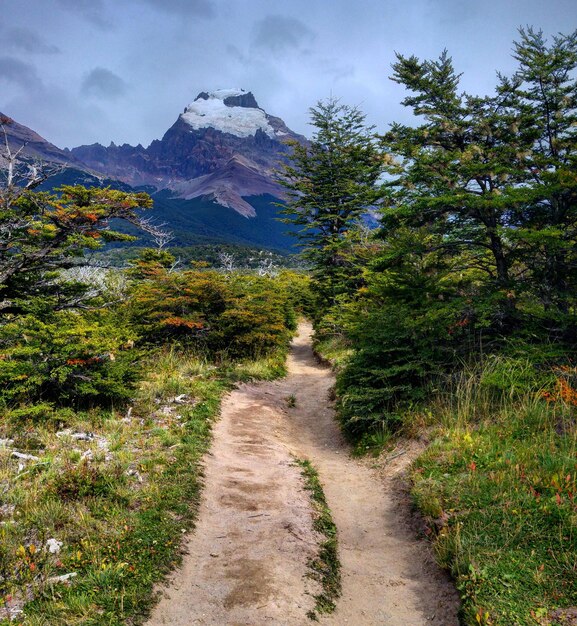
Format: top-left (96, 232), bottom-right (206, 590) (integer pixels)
top-left (1, 0), bottom-right (576, 149)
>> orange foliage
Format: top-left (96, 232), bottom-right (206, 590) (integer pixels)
top-left (66, 358), bottom-right (88, 366)
top-left (541, 366), bottom-right (577, 407)
top-left (557, 378), bottom-right (577, 406)
top-left (160, 317), bottom-right (204, 330)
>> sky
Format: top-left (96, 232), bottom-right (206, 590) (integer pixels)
top-left (1, 0), bottom-right (576, 149)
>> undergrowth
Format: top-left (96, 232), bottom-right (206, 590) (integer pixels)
top-left (410, 359), bottom-right (577, 625)
top-left (295, 458), bottom-right (341, 620)
top-left (0, 346), bottom-right (289, 625)
top-left (312, 334), bottom-right (352, 370)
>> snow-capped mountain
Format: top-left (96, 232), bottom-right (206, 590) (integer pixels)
top-left (182, 89), bottom-right (277, 138)
top-left (1, 92), bottom-right (305, 251)
top-left (70, 89), bottom-right (304, 216)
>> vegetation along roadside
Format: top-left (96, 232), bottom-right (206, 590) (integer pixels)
top-left (0, 147), bottom-right (311, 625)
top-left (0, 262), bottom-right (307, 624)
top-left (287, 27), bottom-right (577, 626)
top-left (295, 458), bottom-right (341, 620)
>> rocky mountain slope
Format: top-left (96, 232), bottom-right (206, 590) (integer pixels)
top-left (70, 89), bottom-right (304, 216)
top-left (1, 91), bottom-right (305, 252)
top-left (0, 112), bottom-right (80, 167)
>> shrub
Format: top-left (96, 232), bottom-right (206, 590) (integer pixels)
top-left (51, 461), bottom-right (115, 500)
top-left (128, 268), bottom-right (229, 344)
top-left (0, 310), bottom-right (140, 408)
top-left (209, 275), bottom-right (293, 359)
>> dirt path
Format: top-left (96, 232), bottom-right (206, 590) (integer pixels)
top-left (147, 322), bottom-right (459, 625)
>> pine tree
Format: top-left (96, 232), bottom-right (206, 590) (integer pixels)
top-left (501, 28), bottom-right (577, 313)
top-left (278, 98), bottom-right (384, 308)
top-left (381, 30), bottom-right (577, 327)
top-left (381, 53), bottom-right (526, 312)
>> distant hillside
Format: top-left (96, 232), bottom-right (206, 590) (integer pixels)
top-left (38, 169), bottom-right (298, 253)
top-left (3, 90), bottom-right (305, 254)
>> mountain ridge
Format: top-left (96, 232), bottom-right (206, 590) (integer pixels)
top-left (1, 90), bottom-right (304, 251)
top-left (69, 89), bottom-right (304, 215)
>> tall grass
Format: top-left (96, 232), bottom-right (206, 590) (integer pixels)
top-left (412, 357), bottom-right (577, 625)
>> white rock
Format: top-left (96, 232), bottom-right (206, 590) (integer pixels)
top-left (71, 432), bottom-right (95, 441)
top-left (45, 538), bottom-right (62, 554)
top-left (47, 572), bottom-right (77, 584)
top-left (126, 469), bottom-right (143, 483)
top-left (12, 451), bottom-right (40, 461)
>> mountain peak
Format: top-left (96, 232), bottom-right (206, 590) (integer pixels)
top-left (182, 88), bottom-right (274, 138)
top-left (194, 88), bottom-right (259, 109)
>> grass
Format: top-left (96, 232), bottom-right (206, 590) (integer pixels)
top-left (0, 345), bottom-right (290, 625)
top-left (286, 394), bottom-right (297, 408)
top-left (410, 360), bottom-right (577, 625)
top-left (295, 458), bottom-right (341, 620)
top-left (314, 327), bottom-right (577, 624)
top-left (312, 334), bottom-right (353, 370)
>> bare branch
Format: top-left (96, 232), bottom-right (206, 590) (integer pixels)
top-left (218, 251), bottom-right (236, 273)
top-left (130, 215), bottom-right (174, 249)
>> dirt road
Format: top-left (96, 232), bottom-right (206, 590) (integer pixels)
top-left (147, 322), bottom-right (459, 625)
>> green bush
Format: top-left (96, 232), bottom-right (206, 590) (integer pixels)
top-left (0, 310), bottom-right (140, 408)
top-left (127, 267), bottom-right (229, 343)
top-left (128, 268), bottom-right (298, 360)
top-left (209, 274), bottom-right (293, 359)
top-left (335, 298), bottom-right (467, 439)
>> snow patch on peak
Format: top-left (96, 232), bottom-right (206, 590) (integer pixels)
top-left (201, 88), bottom-right (247, 101)
top-left (183, 89), bottom-right (275, 138)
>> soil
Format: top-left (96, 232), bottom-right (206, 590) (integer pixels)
top-left (146, 322), bottom-right (460, 625)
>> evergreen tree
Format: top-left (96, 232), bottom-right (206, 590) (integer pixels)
top-left (500, 28), bottom-right (577, 314)
top-left (0, 182), bottom-right (152, 317)
top-left (380, 51), bottom-right (532, 327)
top-left (278, 98), bottom-right (384, 308)
top-left (381, 28), bottom-right (577, 328)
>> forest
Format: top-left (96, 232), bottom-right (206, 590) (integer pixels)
top-left (1, 26), bottom-right (577, 625)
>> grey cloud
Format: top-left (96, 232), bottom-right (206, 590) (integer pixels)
top-left (318, 58), bottom-right (356, 82)
top-left (135, 0), bottom-right (215, 18)
top-left (226, 44), bottom-right (248, 64)
top-left (1, 28), bottom-right (61, 55)
top-left (0, 57), bottom-right (41, 88)
top-left (56, 0), bottom-right (112, 29)
top-left (82, 68), bottom-right (127, 100)
top-left (251, 15), bottom-right (315, 55)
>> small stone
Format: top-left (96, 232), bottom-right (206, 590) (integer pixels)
top-left (47, 572), bottom-right (77, 584)
top-left (46, 538), bottom-right (62, 554)
top-left (12, 451), bottom-right (40, 461)
top-left (71, 432), bottom-right (95, 442)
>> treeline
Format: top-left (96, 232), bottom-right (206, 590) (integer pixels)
top-left (280, 27), bottom-right (577, 439)
top-left (280, 28), bottom-right (577, 624)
